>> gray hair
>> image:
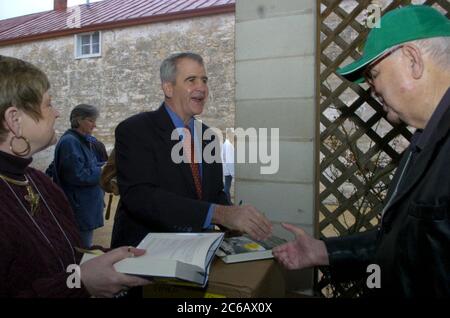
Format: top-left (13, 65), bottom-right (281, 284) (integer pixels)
top-left (160, 52), bottom-right (204, 84)
top-left (409, 37), bottom-right (450, 70)
top-left (70, 104), bottom-right (99, 128)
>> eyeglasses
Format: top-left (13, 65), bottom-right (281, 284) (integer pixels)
top-left (363, 45), bottom-right (404, 85)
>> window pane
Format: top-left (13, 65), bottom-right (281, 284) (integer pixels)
top-left (81, 35), bottom-right (90, 45)
top-left (82, 45), bottom-right (90, 55)
top-left (92, 44), bottom-right (99, 54)
top-left (92, 32), bottom-right (99, 43)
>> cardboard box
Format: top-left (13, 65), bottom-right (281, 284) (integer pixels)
top-left (143, 258), bottom-right (285, 298)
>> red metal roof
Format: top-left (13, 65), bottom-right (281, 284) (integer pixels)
top-left (0, 0), bottom-right (235, 46)
top-left (0, 11), bottom-right (49, 35)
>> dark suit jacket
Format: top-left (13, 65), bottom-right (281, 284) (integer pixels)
top-left (324, 89), bottom-right (450, 298)
top-left (111, 104), bottom-right (229, 247)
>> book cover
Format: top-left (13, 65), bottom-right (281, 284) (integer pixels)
top-left (216, 235), bottom-right (286, 264)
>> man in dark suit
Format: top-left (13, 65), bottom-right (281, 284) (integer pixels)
top-left (111, 52), bottom-right (272, 248)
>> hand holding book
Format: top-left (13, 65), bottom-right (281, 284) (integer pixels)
top-left (80, 246), bottom-right (151, 297)
top-left (81, 232), bottom-right (224, 287)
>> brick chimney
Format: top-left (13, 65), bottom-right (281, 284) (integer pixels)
top-left (54, 0), bottom-right (67, 11)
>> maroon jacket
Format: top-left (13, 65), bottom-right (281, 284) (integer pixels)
top-left (0, 151), bottom-right (90, 297)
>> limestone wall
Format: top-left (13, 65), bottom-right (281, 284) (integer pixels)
top-left (0, 13), bottom-right (235, 170)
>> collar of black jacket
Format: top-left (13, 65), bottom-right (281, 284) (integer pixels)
top-left (413, 87), bottom-right (450, 153)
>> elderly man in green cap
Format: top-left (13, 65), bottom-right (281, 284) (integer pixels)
top-left (273, 5), bottom-right (450, 298)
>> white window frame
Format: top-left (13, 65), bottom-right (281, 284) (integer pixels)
top-left (74, 31), bottom-right (102, 59)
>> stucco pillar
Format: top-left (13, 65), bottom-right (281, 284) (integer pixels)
top-left (234, 0), bottom-right (317, 294)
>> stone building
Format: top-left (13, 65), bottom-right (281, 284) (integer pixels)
top-left (0, 0), bottom-right (235, 170)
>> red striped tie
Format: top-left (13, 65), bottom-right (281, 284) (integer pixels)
top-left (183, 125), bottom-right (202, 199)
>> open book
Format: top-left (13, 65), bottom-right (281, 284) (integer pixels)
top-left (216, 235), bottom-right (286, 264)
top-left (81, 232), bottom-right (224, 287)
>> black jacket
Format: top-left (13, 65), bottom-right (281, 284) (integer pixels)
top-left (111, 105), bottom-right (228, 247)
top-left (325, 90), bottom-right (450, 298)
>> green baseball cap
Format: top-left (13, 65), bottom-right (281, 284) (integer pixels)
top-left (337, 5), bottom-right (450, 83)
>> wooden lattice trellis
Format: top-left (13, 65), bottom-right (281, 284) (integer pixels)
top-left (317, 0), bottom-right (450, 297)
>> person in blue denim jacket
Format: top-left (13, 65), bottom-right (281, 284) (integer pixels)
top-left (54, 104), bottom-right (104, 248)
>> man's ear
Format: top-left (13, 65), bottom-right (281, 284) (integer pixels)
top-left (3, 106), bottom-right (22, 137)
top-left (402, 44), bottom-right (424, 80)
top-left (162, 82), bottom-right (173, 99)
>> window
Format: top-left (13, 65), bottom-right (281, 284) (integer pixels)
top-left (75, 31), bottom-right (101, 59)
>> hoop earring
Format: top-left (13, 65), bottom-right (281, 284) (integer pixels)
top-left (10, 136), bottom-right (31, 157)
